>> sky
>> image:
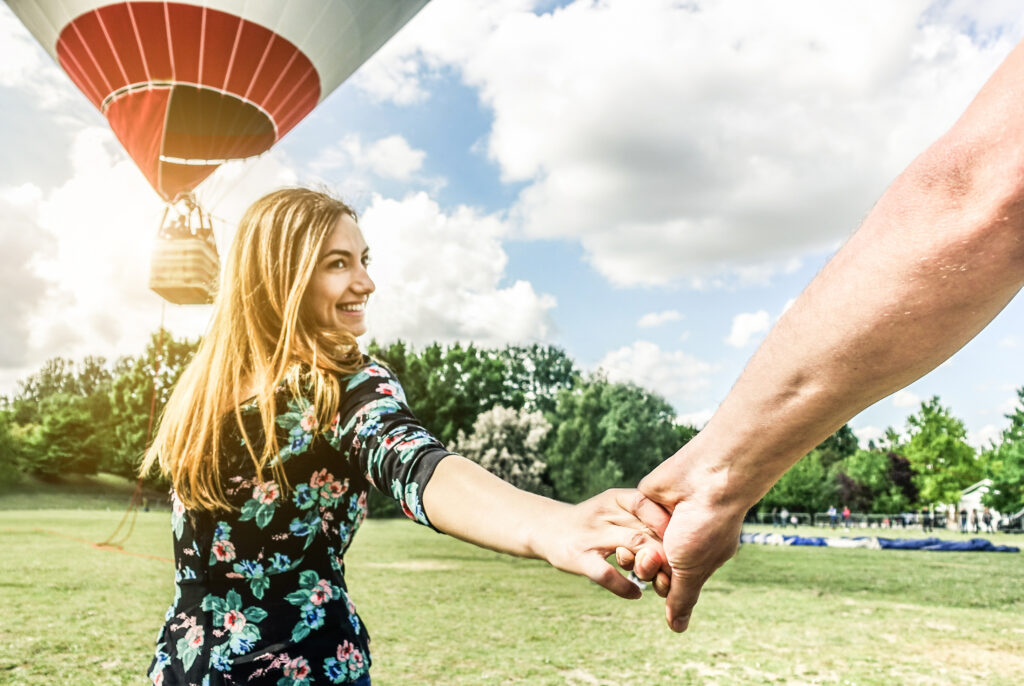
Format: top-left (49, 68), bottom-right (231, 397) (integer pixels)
top-left (2, 0), bottom-right (1024, 450)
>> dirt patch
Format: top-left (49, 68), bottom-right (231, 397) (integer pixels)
top-left (921, 643), bottom-right (1024, 683)
top-left (562, 668), bottom-right (613, 685)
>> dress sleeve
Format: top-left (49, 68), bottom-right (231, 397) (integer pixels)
top-left (326, 361), bottom-right (450, 529)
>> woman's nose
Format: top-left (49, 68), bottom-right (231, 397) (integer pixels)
top-left (354, 267), bottom-right (375, 295)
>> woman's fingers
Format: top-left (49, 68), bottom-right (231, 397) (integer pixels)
top-left (615, 546), bottom-right (636, 570)
top-left (631, 546), bottom-right (667, 582)
top-left (653, 571), bottom-right (671, 597)
top-left (581, 555), bottom-right (643, 600)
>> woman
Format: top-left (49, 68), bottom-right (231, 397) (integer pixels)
top-left (142, 188), bottom-right (668, 685)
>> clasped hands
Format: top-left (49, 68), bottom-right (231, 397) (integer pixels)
top-left (538, 478), bottom-right (744, 633)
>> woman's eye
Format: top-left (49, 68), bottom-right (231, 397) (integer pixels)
top-left (361, 256), bottom-right (372, 267)
top-left (329, 259), bottom-right (346, 269)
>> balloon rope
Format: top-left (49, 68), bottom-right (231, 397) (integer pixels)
top-left (2, 527), bottom-right (172, 564)
top-left (99, 301), bottom-right (167, 549)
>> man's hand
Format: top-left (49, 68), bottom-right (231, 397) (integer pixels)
top-left (637, 456), bottom-right (747, 632)
top-left (654, 495), bottom-right (744, 632)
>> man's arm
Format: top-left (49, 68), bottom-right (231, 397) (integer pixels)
top-left (639, 38), bottom-right (1024, 632)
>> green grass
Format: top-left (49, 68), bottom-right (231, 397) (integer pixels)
top-left (0, 503), bottom-right (1021, 685)
top-left (0, 473), bottom-right (169, 511)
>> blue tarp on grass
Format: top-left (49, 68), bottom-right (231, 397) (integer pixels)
top-left (740, 532), bottom-right (1019, 552)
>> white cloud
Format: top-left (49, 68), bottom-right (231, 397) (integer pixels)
top-left (725, 310), bottom-right (770, 348)
top-left (351, 48), bottom-right (432, 106)
top-left (998, 335), bottom-right (1020, 348)
top-left (852, 425), bottom-right (884, 448)
top-left (367, 0), bottom-right (1016, 287)
top-left (351, 0), bottom-right (535, 106)
top-left (637, 310), bottom-right (682, 328)
top-left (20, 128), bottom-right (209, 362)
top-left (596, 340), bottom-right (715, 407)
top-left (968, 424), bottom-right (1001, 450)
top-left (676, 408), bottom-right (715, 430)
top-left (310, 134), bottom-right (427, 181)
top-left (733, 258), bottom-right (804, 287)
top-left (998, 394), bottom-right (1022, 415)
top-left (0, 187), bottom-right (53, 368)
top-left (0, 8), bottom-right (79, 109)
top-left (360, 192), bottom-right (556, 347)
top-left (891, 389), bottom-right (921, 408)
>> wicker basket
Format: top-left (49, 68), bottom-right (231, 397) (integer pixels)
top-left (149, 236), bottom-right (219, 304)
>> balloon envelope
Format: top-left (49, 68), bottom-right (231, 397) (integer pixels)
top-left (6, 0), bottom-right (430, 200)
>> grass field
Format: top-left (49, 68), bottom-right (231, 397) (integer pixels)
top-left (0, 483), bottom-right (1022, 685)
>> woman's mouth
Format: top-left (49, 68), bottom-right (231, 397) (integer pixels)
top-left (337, 302), bottom-right (366, 314)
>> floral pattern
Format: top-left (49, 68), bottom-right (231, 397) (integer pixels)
top-left (323, 641), bottom-right (368, 684)
top-left (148, 360), bottom-right (448, 684)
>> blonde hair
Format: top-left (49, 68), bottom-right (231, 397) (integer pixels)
top-left (141, 188), bottom-right (366, 511)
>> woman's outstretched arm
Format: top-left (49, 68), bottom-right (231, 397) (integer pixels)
top-left (423, 454), bottom-right (670, 599)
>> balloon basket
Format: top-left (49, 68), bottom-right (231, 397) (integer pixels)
top-left (149, 196), bottom-right (219, 305)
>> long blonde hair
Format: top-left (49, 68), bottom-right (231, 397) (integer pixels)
top-left (141, 188), bottom-right (366, 511)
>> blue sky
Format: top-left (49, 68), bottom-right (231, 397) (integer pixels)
top-left (1, 0), bottom-right (1023, 449)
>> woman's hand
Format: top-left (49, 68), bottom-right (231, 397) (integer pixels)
top-left (422, 457), bottom-right (672, 598)
top-left (530, 489), bottom-right (672, 599)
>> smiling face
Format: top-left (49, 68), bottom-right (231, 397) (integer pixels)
top-left (303, 213), bottom-right (375, 337)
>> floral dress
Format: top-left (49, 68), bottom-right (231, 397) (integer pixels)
top-left (147, 361), bottom-right (450, 685)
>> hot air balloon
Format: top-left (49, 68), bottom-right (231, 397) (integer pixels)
top-left (5, 0), bottom-right (431, 303)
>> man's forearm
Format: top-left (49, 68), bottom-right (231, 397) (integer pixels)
top-left (642, 42), bottom-right (1024, 510)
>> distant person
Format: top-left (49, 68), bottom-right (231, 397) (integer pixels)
top-left (921, 508), bottom-right (932, 533)
top-left (983, 507), bottom-right (994, 533)
top-left (828, 505), bottom-right (838, 529)
top-left (771, 506), bottom-right (780, 528)
top-left (139, 189), bottom-right (667, 684)
top-left (960, 508), bottom-right (969, 534)
top-left (842, 506), bottom-right (851, 529)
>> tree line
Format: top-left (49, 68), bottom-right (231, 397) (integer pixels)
top-left (0, 330), bottom-right (1021, 519)
top-left (760, 393), bottom-right (1024, 517)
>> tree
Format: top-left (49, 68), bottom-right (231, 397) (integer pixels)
top-left (501, 345), bottom-right (580, 414)
top-left (981, 387), bottom-right (1024, 514)
top-left (368, 341), bottom-right (509, 445)
top-left (816, 424), bottom-right (859, 469)
top-left (364, 341), bottom-right (581, 516)
top-left (26, 392), bottom-right (114, 477)
top-left (366, 341), bottom-right (582, 447)
top-left (107, 330), bottom-right (199, 479)
top-left (4, 356), bottom-right (117, 478)
top-left (674, 422), bottom-right (699, 448)
top-left (902, 396), bottom-right (981, 506)
top-left (761, 449), bottom-right (838, 513)
top-left (450, 405), bottom-right (551, 494)
top-left (544, 375), bottom-right (680, 503)
top-left (0, 410), bottom-right (24, 487)
top-left (9, 356), bottom-right (112, 424)
top-left (838, 449), bottom-right (918, 513)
